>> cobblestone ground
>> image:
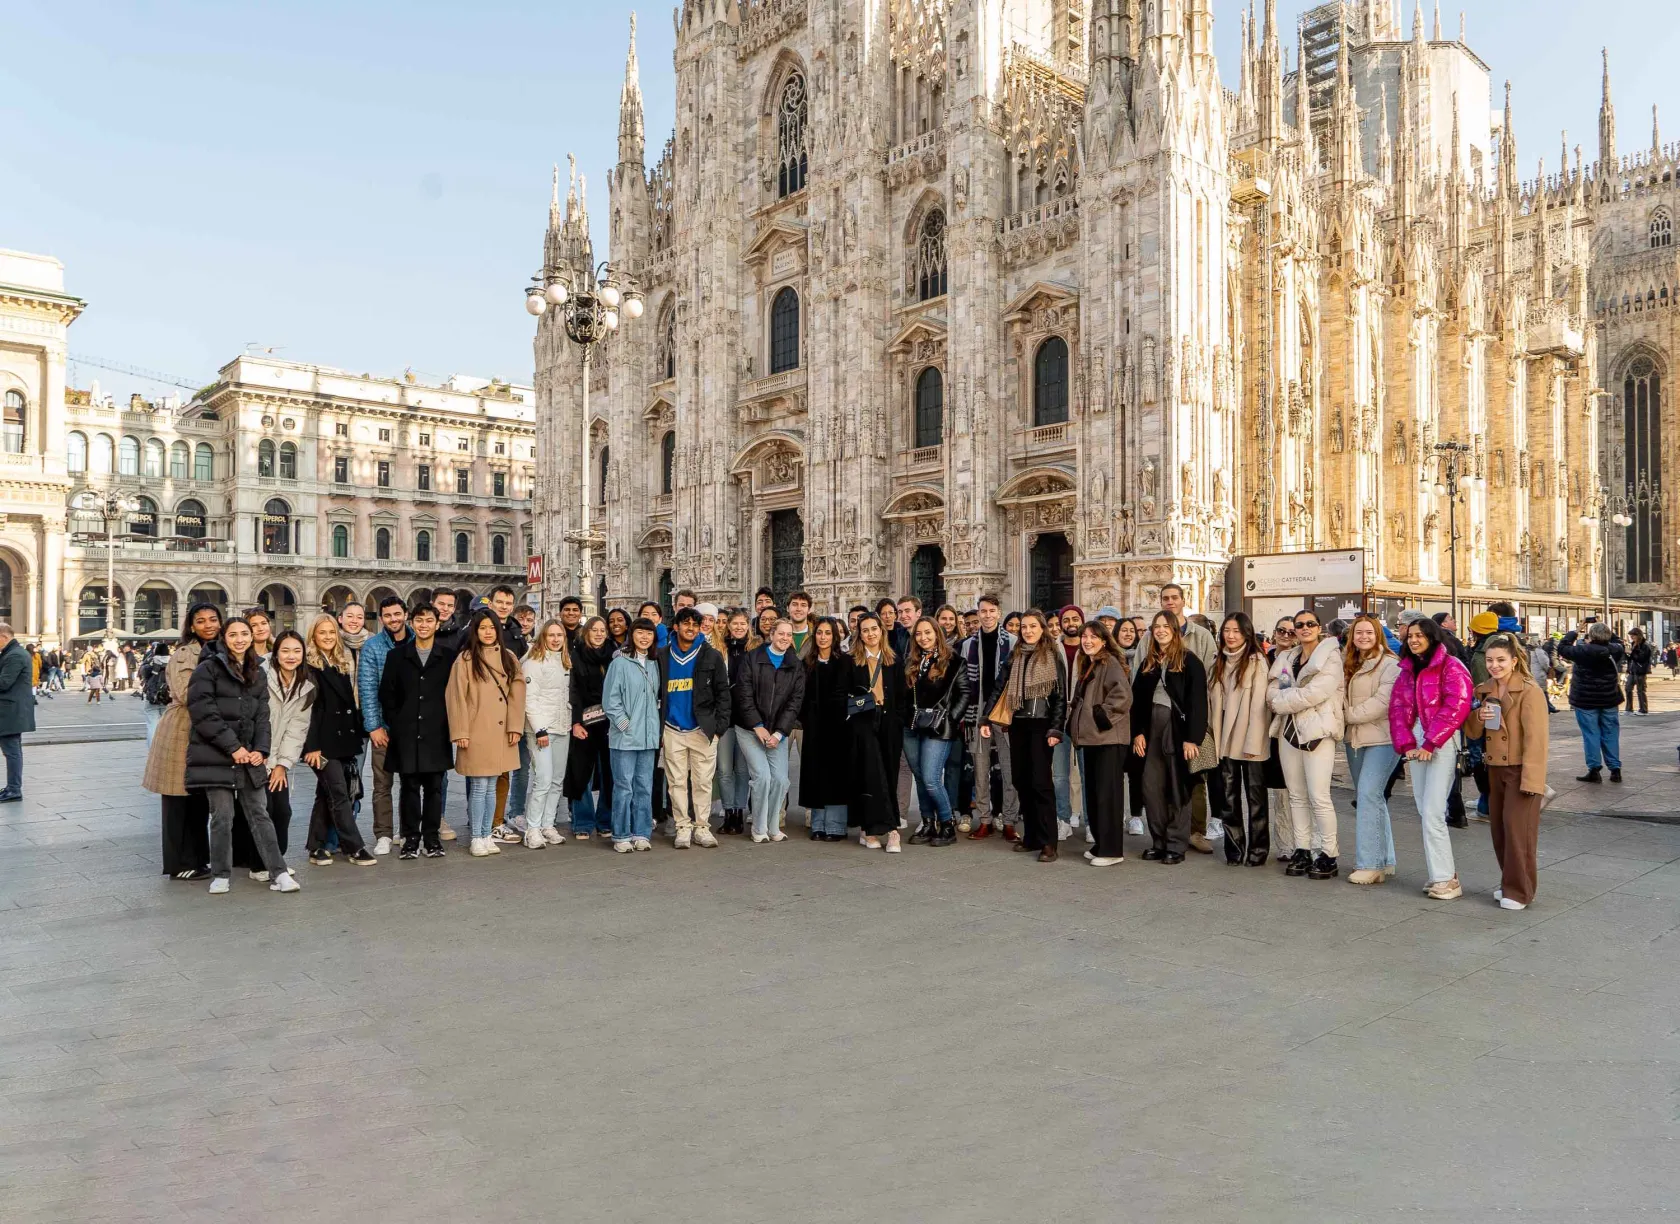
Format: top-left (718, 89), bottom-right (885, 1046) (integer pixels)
top-left (3, 684), bottom-right (1679, 1222)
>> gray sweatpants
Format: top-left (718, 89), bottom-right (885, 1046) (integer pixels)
top-left (208, 781), bottom-right (287, 880)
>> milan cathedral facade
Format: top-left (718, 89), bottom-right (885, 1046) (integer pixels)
top-left (531, 0), bottom-right (1677, 620)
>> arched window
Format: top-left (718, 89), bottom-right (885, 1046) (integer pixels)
top-left (194, 443), bottom-right (214, 482)
top-left (118, 435), bottom-right (140, 476)
top-left (915, 367), bottom-right (945, 448)
top-left (279, 441), bottom-right (297, 480)
top-left (454, 532), bottom-right (470, 564)
top-left (67, 431), bottom-right (87, 473)
top-left (175, 499), bottom-right (207, 540)
top-left (261, 498), bottom-right (291, 554)
top-left (2, 390), bottom-right (25, 453)
top-left (661, 431), bottom-right (676, 495)
top-left (331, 523), bottom-right (349, 557)
top-left (257, 438), bottom-right (276, 477)
top-left (143, 438), bottom-right (164, 478)
top-left (415, 529), bottom-right (431, 562)
top-left (770, 287), bottom-right (800, 373)
top-left (597, 445), bottom-right (610, 505)
top-left (1622, 355), bottom-right (1665, 584)
top-left (777, 73), bottom-right (809, 197)
top-left (92, 433), bottom-right (114, 474)
top-left (0, 558), bottom-right (10, 622)
top-left (375, 526), bottom-right (391, 560)
top-left (1033, 335), bottom-right (1070, 426)
top-left (915, 208), bottom-right (948, 301)
top-left (1652, 210), bottom-right (1673, 249)
top-left (492, 535), bottom-right (508, 566)
top-left (169, 440), bottom-right (188, 479)
top-left (129, 495), bottom-right (157, 538)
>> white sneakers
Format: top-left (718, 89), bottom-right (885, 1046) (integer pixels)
top-left (674, 828), bottom-right (693, 850)
top-left (885, 831), bottom-right (902, 853)
top-left (373, 836), bottom-right (392, 856)
top-left (1498, 897), bottom-right (1528, 910)
top-left (208, 877), bottom-right (230, 895)
top-left (613, 840), bottom-right (633, 853)
top-left (1085, 826), bottom-right (1096, 844)
top-left (524, 828), bottom-right (546, 849)
top-left (248, 870), bottom-right (270, 882)
top-left (693, 827), bottom-right (718, 848)
top-left (438, 822), bottom-right (457, 841)
top-left (270, 871), bottom-right (300, 893)
top-left (542, 827), bottom-right (565, 846)
top-left (1089, 856), bottom-right (1124, 867)
top-left (632, 838), bottom-right (653, 852)
top-left (468, 838), bottom-right (492, 857)
top-left (1126, 816), bottom-right (1145, 836)
top-left (751, 832), bottom-right (770, 844)
top-left (1057, 820), bottom-right (1073, 841)
top-left (861, 834), bottom-right (882, 850)
top-left (768, 831), bottom-right (787, 843)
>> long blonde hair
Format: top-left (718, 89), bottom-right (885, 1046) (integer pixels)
top-left (305, 613), bottom-right (355, 677)
top-left (527, 618), bottom-right (572, 669)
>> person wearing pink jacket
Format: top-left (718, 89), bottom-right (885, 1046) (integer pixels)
top-left (1389, 616), bottom-right (1474, 899)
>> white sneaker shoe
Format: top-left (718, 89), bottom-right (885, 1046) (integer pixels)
top-left (485, 838), bottom-right (502, 854)
top-left (751, 832), bottom-right (769, 844)
top-left (248, 870), bottom-right (270, 882)
top-left (632, 838), bottom-right (653, 852)
top-left (693, 827), bottom-right (718, 848)
top-left (469, 838), bottom-right (491, 857)
top-left (674, 828), bottom-right (693, 849)
top-left (1085, 826), bottom-right (1096, 845)
top-left (208, 877), bottom-right (230, 895)
top-left (1126, 816), bottom-right (1145, 836)
top-left (1498, 896), bottom-right (1527, 910)
top-left (768, 831), bottom-right (787, 842)
top-left (885, 831), bottom-right (901, 853)
top-left (1089, 856), bottom-right (1125, 867)
top-left (542, 827), bottom-right (565, 845)
top-left (1494, 888), bottom-right (1504, 901)
top-left (270, 871), bottom-right (300, 893)
top-left (1057, 820), bottom-right (1073, 841)
top-left (439, 822), bottom-right (457, 841)
top-left (613, 840), bottom-right (634, 853)
top-left (524, 829), bottom-right (545, 849)
top-left (862, 835), bottom-right (882, 850)
top-left (373, 836), bottom-right (392, 856)
top-left (1082, 849), bottom-right (1095, 861)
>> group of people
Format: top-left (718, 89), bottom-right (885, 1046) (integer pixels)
top-left (131, 576), bottom-right (1619, 917)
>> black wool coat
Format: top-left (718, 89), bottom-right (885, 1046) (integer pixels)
top-left (184, 648), bottom-right (271, 791)
top-left (0, 639), bottom-right (36, 736)
top-left (797, 653), bottom-right (853, 808)
top-left (378, 638), bottom-right (458, 775)
top-left (303, 664), bottom-right (364, 762)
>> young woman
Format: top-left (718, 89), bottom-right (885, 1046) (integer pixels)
top-left (795, 618), bottom-right (850, 841)
top-left (1130, 613), bottom-right (1209, 865)
top-left (714, 610), bottom-right (755, 833)
top-left (1002, 611), bottom-right (1023, 639)
top-left (1112, 616), bottom-right (1149, 838)
top-left (1210, 612), bottom-right (1272, 866)
top-left (733, 617), bottom-right (806, 843)
top-left (605, 607), bottom-right (632, 654)
top-left (1464, 634), bottom-right (1549, 910)
top-left (145, 601), bottom-right (223, 880)
top-left (601, 618), bottom-right (661, 852)
top-left (186, 618), bottom-right (297, 895)
top-left (1266, 610), bottom-right (1345, 880)
top-left (235, 629), bottom-right (310, 875)
top-left (301, 613), bottom-right (374, 866)
top-left (521, 618), bottom-right (572, 848)
top-left (1067, 622), bottom-right (1133, 866)
top-left (901, 616), bottom-right (971, 849)
top-left (448, 608), bottom-right (527, 857)
top-left (1388, 615), bottom-right (1473, 900)
top-left (754, 604), bottom-right (781, 646)
top-left (562, 616), bottom-right (615, 839)
top-left (988, 610), bottom-right (1066, 861)
top-left (1341, 614), bottom-right (1401, 885)
top-left (245, 608), bottom-right (274, 658)
top-left (846, 612), bottom-right (905, 851)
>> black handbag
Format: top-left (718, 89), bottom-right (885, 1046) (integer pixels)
top-left (847, 660), bottom-right (881, 720)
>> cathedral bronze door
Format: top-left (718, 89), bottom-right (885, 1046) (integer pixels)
top-left (910, 544), bottom-right (946, 611)
top-left (769, 509), bottom-right (804, 605)
top-left (1030, 533), bottom-right (1073, 611)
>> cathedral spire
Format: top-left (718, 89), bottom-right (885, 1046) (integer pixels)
top-left (1501, 80), bottom-right (1518, 202)
top-left (1332, 22), bottom-right (1363, 181)
top-left (1653, 104), bottom-right (1662, 156)
top-left (1258, 0), bottom-right (1282, 150)
top-left (1412, 0), bottom-right (1424, 45)
top-left (1378, 90), bottom-right (1394, 185)
top-left (1295, 40), bottom-right (1315, 169)
top-left (1598, 48), bottom-right (1617, 176)
top-left (618, 12), bottom-right (645, 168)
top-left (549, 163), bottom-right (562, 230)
top-left (1432, 1), bottom-right (1441, 39)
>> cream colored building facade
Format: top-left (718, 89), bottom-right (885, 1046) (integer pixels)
top-left (531, 0), bottom-right (1679, 626)
top-left (63, 356), bottom-right (535, 636)
top-left (0, 249), bottom-right (82, 643)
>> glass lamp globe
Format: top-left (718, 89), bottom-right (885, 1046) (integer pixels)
top-left (603, 309), bottom-right (619, 330)
top-left (1457, 475), bottom-right (1472, 490)
top-left (1433, 482), bottom-right (1447, 496)
top-left (625, 297), bottom-right (643, 319)
top-left (544, 282), bottom-right (569, 305)
top-left (526, 294), bottom-right (547, 316)
top-left (599, 285), bottom-right (621, 308)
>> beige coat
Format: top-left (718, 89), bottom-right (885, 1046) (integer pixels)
top-left (446, 646), bottom-right (526, 777)
top-left (1465, 675), bottom-right (1550, 795)
top-left (1210, 651), bottom-right (1271, 762)
top-left (141, 640), bottom-right (203, 796)
top-left (1066, 654), bottom-right (1133, 746)
top-left (1342, 653), bottom-right (1401, 749)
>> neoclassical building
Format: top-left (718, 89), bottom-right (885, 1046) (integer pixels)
top-left (63, 355), bottom-right (535, 637)
top-left (532, 0), bottom-right (1677, 624)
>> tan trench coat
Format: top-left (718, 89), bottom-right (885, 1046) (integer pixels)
top-left (141, 640), bottom-right (203, 797)
top-left (446, 647), bottom-right (526, 777)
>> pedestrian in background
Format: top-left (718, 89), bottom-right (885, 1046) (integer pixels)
top-left (1625, 627), bottom-right (1652, 716)
top-left (1464, 633), bottom-right (1549, 911)
top-left (0, 624), bottom-right (35, 803)
top-left (1558, 621), bottom-right (1625, 784)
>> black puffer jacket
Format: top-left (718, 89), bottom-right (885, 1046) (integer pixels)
top-left (1559, 631), bottom-right (1626, 710)
top-left (733, 645), bottom-right (807, 737)
top-left (184, 647), bottom-right (271, 791)
top-left (304, 664), bottom-right (364, 761)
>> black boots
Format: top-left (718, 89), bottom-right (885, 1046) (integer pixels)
top-left (929, 820), bottom-right (957, 847)
top-left (1609, 768), bottom-right (1623, 783)
top-left (721, 809), bottom-right (744, 834)
top-left (1285, 848), bottom-right (1312, 877)
top-left (1576, 768), bottom-right (1603, 784)
top-left (909, 819), bottom-right (936, 845)
top-left (1308, 853), bottom-right (1339, 880)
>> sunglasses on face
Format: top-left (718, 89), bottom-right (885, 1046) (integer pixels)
top-left (1294, 620), bottom-right (1319, 629)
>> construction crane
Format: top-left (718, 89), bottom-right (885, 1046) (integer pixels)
top-left (67, 354), bottom-right (206, 393)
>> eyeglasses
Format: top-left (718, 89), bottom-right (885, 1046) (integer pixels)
top-left (1293, 619), bottom-right (1320, 629)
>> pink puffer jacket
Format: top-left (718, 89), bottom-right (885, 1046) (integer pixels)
top-left (1388, 647), bottom-right (1473, 753)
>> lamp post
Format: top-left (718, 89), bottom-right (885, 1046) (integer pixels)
top-left (1424, 440), bottom-right (1484, 629)
top-left (1579, 484), bottom-right (1633, 624)
top-left (524, 261), bottom-right (642, 617)
top-left (71, 490), bottom-right (143, 644)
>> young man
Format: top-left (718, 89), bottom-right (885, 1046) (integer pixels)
top-left (961, 609), bottom-right (980, 639)
top-left (1159, 583), bottom-right (1217, 852)
top-left (660, 606), bottom-right (733, 848)
top-left (356, 595), bottom-right (410, 855)
top-left (0, 624), bottom-right (34, 802)
top-left (673, 589), bottom-right (698, 614)
top-left (557, 595), bottom-right (584, 651)
top-left (486, 585), bottom-right (530, 839)
top-left (959, 595), bottom-right (1017, 839)
top-left (514, 604), bottom-right (537, 643)
top-left (787, 592), bottom-right (814, 652)
top-left (377, 603), bottom-right (457, 858)
top-left (430, 589), bottom-right (463, 652)
top-left (638, 600), bottom-right (670, 651)
top-left (754, 587), bottom-right (777, 615)
top-left (489, 585), bottom-right (528, 659)
top-left (891, 596), bottom-right (918, 658)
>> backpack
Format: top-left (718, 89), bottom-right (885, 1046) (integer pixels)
top-left (142, 660), bottom-right (172, 707)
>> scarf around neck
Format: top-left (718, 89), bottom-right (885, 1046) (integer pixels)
top-left (1004, 641), bottom-right (1059, 712)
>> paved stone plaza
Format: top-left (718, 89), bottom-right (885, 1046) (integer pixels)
top-left (2, 690), bottom-right (1679, 1222)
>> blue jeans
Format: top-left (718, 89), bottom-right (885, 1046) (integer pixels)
top-left (809, 805), bottom-right (849, 836)
top-left (714, 723), bottom-right (749, 811)
top-left (465, 775), bottom-right (497, 840)
top-left (609, 747), bottom-right (656, 843)
top-left (1051, 737), bottom-right (1073, 825)
top-left (506, 737), bottom-right (531, 820)
top-left (0, 733), bottom-right (20, 795)
top-left (524, 731), bottom-right (567, 832)
top-left (902, 733), bottom-right (955, 823)
top-left (1345, 742), bottom-right (1398, 872)
top-left (734, 728), bottom-right (791, 838)
top-left (1574, 707), bottom-right (1622, 771)
top-left (1408, 721), bottom-right (1459, 885)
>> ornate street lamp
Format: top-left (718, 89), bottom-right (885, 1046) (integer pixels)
top-left (71, 489), bottom-right (143, 643)
top-left (524, 260), bottom-right (642, 616)
top-left (1421, 440), bottom-right (1484, 628)
top-left (1579, 484), bottom-right (1634, 623)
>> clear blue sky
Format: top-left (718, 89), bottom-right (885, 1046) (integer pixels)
top-left (3, 1), bottom-right (1671, 398)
